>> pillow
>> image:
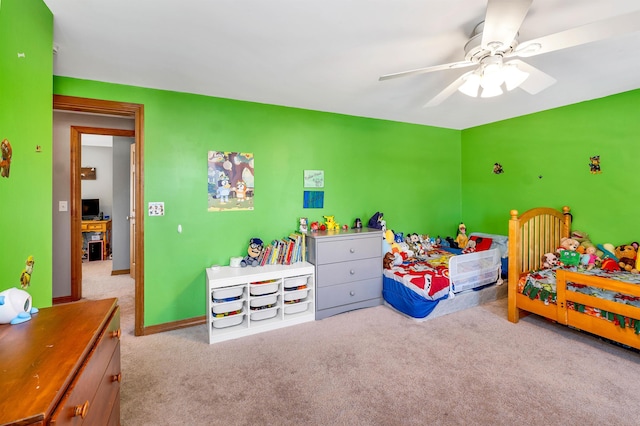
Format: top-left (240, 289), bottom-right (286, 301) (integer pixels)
top-left (469, 235), bottom-right (492, 252)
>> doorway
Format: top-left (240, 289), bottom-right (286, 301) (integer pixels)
top-left (54, 95), bottom-right (146, 336)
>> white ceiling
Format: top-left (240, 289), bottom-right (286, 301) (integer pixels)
top-left (44, 0), bottom-right (640, 130)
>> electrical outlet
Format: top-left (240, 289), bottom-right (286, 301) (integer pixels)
top-left (59, 201), bottom-right (68, 212)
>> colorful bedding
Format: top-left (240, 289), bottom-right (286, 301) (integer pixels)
top-left (385, 248), bottom-right (454, 301)
top-left (519, 267), bottom-right (640, 333)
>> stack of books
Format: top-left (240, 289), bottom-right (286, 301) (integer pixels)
top-left (257, 233), bottom-right (306, 266)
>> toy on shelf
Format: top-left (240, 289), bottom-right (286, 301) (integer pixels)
top-left (241, 238), bottom-right (263, 267)
top-left (352, 218), bottom-right (362, 229)
top-left (323, 215), bottom-right (340, 231)
top-left (367, 212), bottom-right (386, 230)
top-left (299, 217), bottom-right (308, 234)
top-left (310, 221), bottom-right (319, 232)
top-left (0, 287), bottom-right (38, 324)
top-left (20, 255), bottom-right (35, 289)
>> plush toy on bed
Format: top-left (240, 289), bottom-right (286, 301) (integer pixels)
top-left (454, 223), bottom-right (468, 249)
top-left (571, 230), bottom-right (595, 254)
top-left (558, 237), bottom-right (581, 266)
top-left (615, 243), bottom-right (639, 273)
top-left (462, 239), bottom-right (476, 254)
top-left (580, 246), bottom-right (600, 270)
top-left (541, 252), bottom-right (559, 269)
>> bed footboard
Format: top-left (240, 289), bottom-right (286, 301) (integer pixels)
top-left (508, 206), bottom-right (571, 323)
top-left (557, 270), bottom-right (640, 350)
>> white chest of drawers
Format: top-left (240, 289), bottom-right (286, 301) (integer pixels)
top-left (306, 228), bottom-right (383, 320)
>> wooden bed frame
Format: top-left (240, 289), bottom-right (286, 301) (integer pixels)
top-left (508, 206), bottom-right (640, 350)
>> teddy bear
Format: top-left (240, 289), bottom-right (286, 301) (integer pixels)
top-left (541, 252), bottom-right (559, 269)
top-left (558, 237), bottom-right (581, 266)
top-left (614, 243), bottom-right (639, 273)
top-left (383, 252), bottom-right (395, 269)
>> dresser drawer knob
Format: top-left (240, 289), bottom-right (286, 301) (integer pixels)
top-left (349, 248), bottom-right (355, 253)
top-left (349, 270), bottom-right (355, 275)
top-left (74, 401), bottom-right (89, 418)
top-left (111, 328), bottom-right (121, 339)
top-left (350, 291), bottom-right (355, 296)
top-left (112, 372), bottom-right (122, 383)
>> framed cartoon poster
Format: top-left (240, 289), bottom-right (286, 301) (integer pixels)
top-left (207, 151), bottom-right (254, 212)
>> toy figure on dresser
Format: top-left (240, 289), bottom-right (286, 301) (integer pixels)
top-left (20, 255), bottom-right (35, 288)
top-left (310, 221), bottom-right (319, 232)
top-left (299, 217), bottom-right (308, 234)
top-left (323, 215), bottom-right (340, 231)
top-left (0, 287), bottom-right (38, 324)
top-left (352, 218), bottom-right (362, 229)
top-left (367, 212), bottom-right (386, 231)
top-left (240, 238), bottom-right (264, 267)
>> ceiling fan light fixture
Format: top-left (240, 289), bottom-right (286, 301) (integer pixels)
top-left (458, 72), bottom-right (481, 97)
top-left (480, 85), bottom-right (503, 98)
top-left (503, 63), bottom-right (529, 91)
top-left (480, 62), bottom-right (504, 89)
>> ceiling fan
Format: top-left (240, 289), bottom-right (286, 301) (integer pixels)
top-left (379, 0), bottom-right (640, 107)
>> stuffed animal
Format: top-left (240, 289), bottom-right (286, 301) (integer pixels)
top-left (367, 212), bottom-right (385, 230)
top-left (0, 288), bottom-right (38, 324)
top-left (20, 255), bottom-right (35, 289)
top-left (558, 237), bottom-right (580, 266)
top-left (615, 243), bottom-right (638, 273)
top-left (383, 252), bottom-right (395, 269)
top-left (541, 252), bottom-right (559, 269)
top-left (462, 239), bottom-right (476, 254)
top-left (571, 230), bottom-right (595, 254)
top-left (454, 223), bottom-right (468, 249)
top-left (240, 237), bottom-right (263, 267)
top-left (323, 215), bottom-right (340, 231)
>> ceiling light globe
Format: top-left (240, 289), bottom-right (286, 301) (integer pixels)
top-left (480, 85), bottom-right (503, 98)
top-left (503, 63), bottom-right (529, 91)
top-left (458, 72), bottom-right (481, 97)
top-left (480, 63), bottom-right (504, 89)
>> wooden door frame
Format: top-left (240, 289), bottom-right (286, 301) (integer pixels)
top-left (54, 95), bottom-right (146, 336)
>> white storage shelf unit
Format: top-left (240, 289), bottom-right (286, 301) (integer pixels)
top-left (206, 262), bottom-right (315, 344)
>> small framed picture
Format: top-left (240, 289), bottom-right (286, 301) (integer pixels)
top-left (304, 170), bottom-right (324, 188)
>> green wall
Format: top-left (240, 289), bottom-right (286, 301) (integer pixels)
top-left (460, 89), bottom-right (640, 245)
top-left (0, 0), bottom-right (53, 307)
top-left (53, 77), bottom-right (461, 326)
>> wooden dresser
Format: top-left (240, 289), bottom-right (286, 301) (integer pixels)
top-left (307, 228), bottom-right (383, 320)
top-left (0, 298), bottom-right (121, 426)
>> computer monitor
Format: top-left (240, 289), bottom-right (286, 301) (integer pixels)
top-left (82, 198), bottom-right (100, 219)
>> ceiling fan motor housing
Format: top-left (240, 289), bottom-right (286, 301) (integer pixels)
top-left (463, 21), bottom-right (519, 63)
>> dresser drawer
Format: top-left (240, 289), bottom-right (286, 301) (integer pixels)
top-left (317, 278), bottom-right (382, 310)
top-left (50, 307), bottom-right (121, 425)
top-left (83, 343), bottom-right (121, 426)
top-left (314, 236), bottom-right (381, 265)
top-left (316, 257), bottom-right (381, 288)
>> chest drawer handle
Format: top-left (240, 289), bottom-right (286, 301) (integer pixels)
top-left (349, 248), bottom-right (355, 253)
top-left (349, 291), bottom-right (355, 296)
top-left (349, 270), bottom-right (355, 275)
top-left (111, 328), bottom-right (121, 339)
top-left (74, 400), bottom-right (89, 419)
top-left (112, 372), bottom-right (122, 383)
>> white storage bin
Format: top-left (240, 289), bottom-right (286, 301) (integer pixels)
top-left (212, 286), bottom-right (244, 301)
top-left (284, 275), bottom-right (309, 289)
top-left (250, 279), bottom-right (279, 296)
top-left (250, 308), bottom-right (279, 321)
top-left (284, 300), bottom-right (311, 315)
top-left (250, 294), bottom-right (278, 308)
top-left (212, 298), bottom-right (245, 315)
top-left (212, 310), bottom-right (245, 329)
top-left (283, 288), bottom-right (309, 302)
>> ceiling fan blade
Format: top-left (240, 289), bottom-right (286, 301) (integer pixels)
top-left (515, 10), bottom-right (640, 58)
top-left (379, 60), bottom-right (474, 81)
top-left (507, 60), bottom-right (556, 94)
top-left (481, 0), bottom-right (532, 51)
top-left (423, 73), bottom-right (468, 108)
